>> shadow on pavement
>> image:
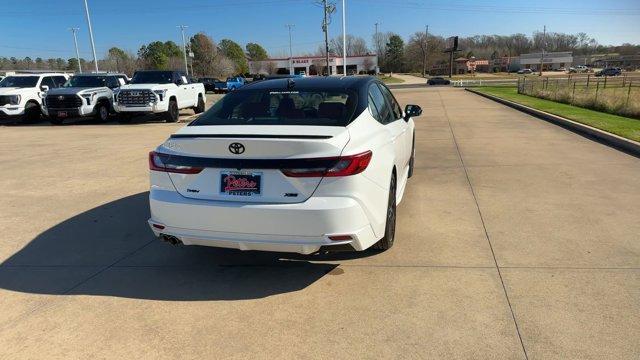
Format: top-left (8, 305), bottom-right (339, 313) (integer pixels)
top-left (0, 192), bottom-right (376, 301)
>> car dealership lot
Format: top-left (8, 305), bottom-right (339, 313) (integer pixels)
top-left (0, 87), bottom-right (638, 359)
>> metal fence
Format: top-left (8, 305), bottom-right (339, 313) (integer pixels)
top-left (517, 74), bottom-right (640, 119)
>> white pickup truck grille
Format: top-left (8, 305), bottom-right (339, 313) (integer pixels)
top-left (117, 90), bottom-right (156, 107)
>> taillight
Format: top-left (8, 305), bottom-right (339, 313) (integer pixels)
top-left (281, 151), bottom-right (372, 178)
top-left (149, 151), bottom-right (203, 174)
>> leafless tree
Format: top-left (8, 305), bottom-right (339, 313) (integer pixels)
top-left (329, 35), bottom-right (369, 56)
top-left (264, 61), bottom-right (278, 75)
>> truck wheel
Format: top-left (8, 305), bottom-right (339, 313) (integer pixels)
top-left (165, 99), bottom-right (179, 123)
top-left (193, 96), bottom-right (205, 114)
top-left (23, 101), bottom-right (41, 123)
top-left (94, 102), bottom-right (110, 122)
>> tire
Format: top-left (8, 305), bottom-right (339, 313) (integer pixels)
top-left (408, 133), bottom-right (415, 178)
top-left (94, 102), bottom-right (110, 122)
top-left (165, 99), bottom-right (179, 123)
top-left (193, 95), bottom-right (205, 114)
top-left (23, 101), bottom-right (41, 123)
top-left (373, 173), bottom-right (397, 250)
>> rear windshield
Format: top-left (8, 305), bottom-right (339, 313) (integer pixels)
top-left (191, 89), bottom-right (358, 127)
top-left (65, 76), bottom-right (106, 87)
top-left (0, 76), bottom-right (39, 88)
top-left (131, 71), bottom-right (173, 84)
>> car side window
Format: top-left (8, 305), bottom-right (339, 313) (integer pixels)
top-left (53, 76), bottom-right (67, 87)
top-left (378, 83), bottom-right (402, 121)
top-left (40, 76), bottom-right (56, 89)
top-left (106, 76), bottom-right (119, 88)
top-left (368, 83), bottom-right (391, 124)
top-left (368, 94), bottom-right (381, 120)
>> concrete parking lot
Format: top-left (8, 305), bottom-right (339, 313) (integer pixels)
top-left (0, 87), bottom-right (638, 359)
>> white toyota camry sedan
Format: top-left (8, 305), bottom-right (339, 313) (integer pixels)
top-left (148, 76), bottom-right (422, 254)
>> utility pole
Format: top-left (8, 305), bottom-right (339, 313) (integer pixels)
top-left (539, 25), bottom-right (546, 76)
top-left (341, 0), bottom-right (346, 75)
top-left (286, 24), bottom-right (295, 75)
top-left (69, 28), bottom-right (82, 73)
top-left (423, 25), bottom-right (429, 77)
top-left (374, 22), bottom-right (379, 55)
top-left (321, 0), bottom-right (335, 76)
top-left (374, 22), bottom-right (380, 73)
top-left (177, 25), bottom-right (189, 76)
top-left (82, 0), bottom-right (99, 73)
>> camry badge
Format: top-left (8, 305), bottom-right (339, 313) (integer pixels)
top-left (228, 142), bottom-right (245, 155)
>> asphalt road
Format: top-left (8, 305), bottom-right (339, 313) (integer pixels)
top-left (0, 87), bottom-right (638, 359)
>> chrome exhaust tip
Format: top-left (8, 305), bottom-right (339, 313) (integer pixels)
top-left (160, 234), bottom-right (182, 245)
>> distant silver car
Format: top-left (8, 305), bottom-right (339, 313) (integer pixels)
top-left (517, 68), bottom-right (534, 74)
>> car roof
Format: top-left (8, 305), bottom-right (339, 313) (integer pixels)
top-left (73, 73), bottom-right (126, 77)
top-left (8, 73), bottom-right (68, 77)
top-left (243, 76), bottom-right (377, 92)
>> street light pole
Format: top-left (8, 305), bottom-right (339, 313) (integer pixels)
top-left (423, 25), bottom-right (429, 77)
top-left (82, 0), bottom-right (99, 73)
top-left (177, 25), bottom-right (189, 76)
top-left (286, 24), bottom-right (295, 75)
top-left (539, 25), bottom-right (546, 76)
top-left (69, 28), bottom-right (82, 73)
top-left (342, 0), bottom-right (346, 76)
top-left (322, 0), bottom-right (331, 76)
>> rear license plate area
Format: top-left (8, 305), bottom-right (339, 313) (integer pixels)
top-left (220, 171), bottom-right (262, 196)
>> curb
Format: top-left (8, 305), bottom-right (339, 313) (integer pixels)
top-left (465, 88), bottom-right (640, 157)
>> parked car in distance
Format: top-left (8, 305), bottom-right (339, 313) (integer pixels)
top-left (427, 77), bottom-right (451, 85)
top-left (517, 68), bottom-right (534, 74)
top-left (148, 76), bottom-right (423, 254)
top-left (0, 73), bottom-right (68, 123)
top-left (43, 73), bottom-right (128, 124)
top-left (226, 76), bottom-right (246, 91)
top-left (595, 67), bottom-right (622, 77)
top-left (199, 77), bottom-right (224, 93)
top-left (113, 70), bottom-right (206, 123)
top-left (569, 65), bottom-right (589, 73)
top-left (264, 74), bottom-right (305, 80)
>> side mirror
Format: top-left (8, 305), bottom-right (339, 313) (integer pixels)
top-left (175, 78), bottom-right (184, 85)
top-left (40, 85), bottom-right (49, 92)
top-left (404, 104), bottom-right (422, 120)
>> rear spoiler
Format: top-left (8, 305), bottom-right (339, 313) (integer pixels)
top-left (170, 134), bottom-right (333, 140)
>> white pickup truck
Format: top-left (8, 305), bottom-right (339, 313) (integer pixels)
top-left (43, 73), bottom-right (129, 125)
top-left (0, 73), bottom-right (69, 123)
top-left (113, 70), bottom-right (206, 123)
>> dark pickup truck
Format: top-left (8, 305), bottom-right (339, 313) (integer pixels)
top-left (199, 77), bottom-right (226, 93)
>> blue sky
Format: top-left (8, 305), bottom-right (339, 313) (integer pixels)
top-left (2, 0), bottom-right (639, 60)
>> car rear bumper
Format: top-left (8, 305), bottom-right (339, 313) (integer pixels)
top-left (148, 189), bottom-right (378, 254)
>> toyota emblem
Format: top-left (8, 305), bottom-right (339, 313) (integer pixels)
top-left (57, 95), bottom-right (64, 100)
top-left (228, 142), bottom-right (245, 155)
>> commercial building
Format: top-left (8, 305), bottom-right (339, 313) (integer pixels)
top-left (519, 52), bottom-right (573, 71)
top-left (249, 54), bottom-right (378, 76)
